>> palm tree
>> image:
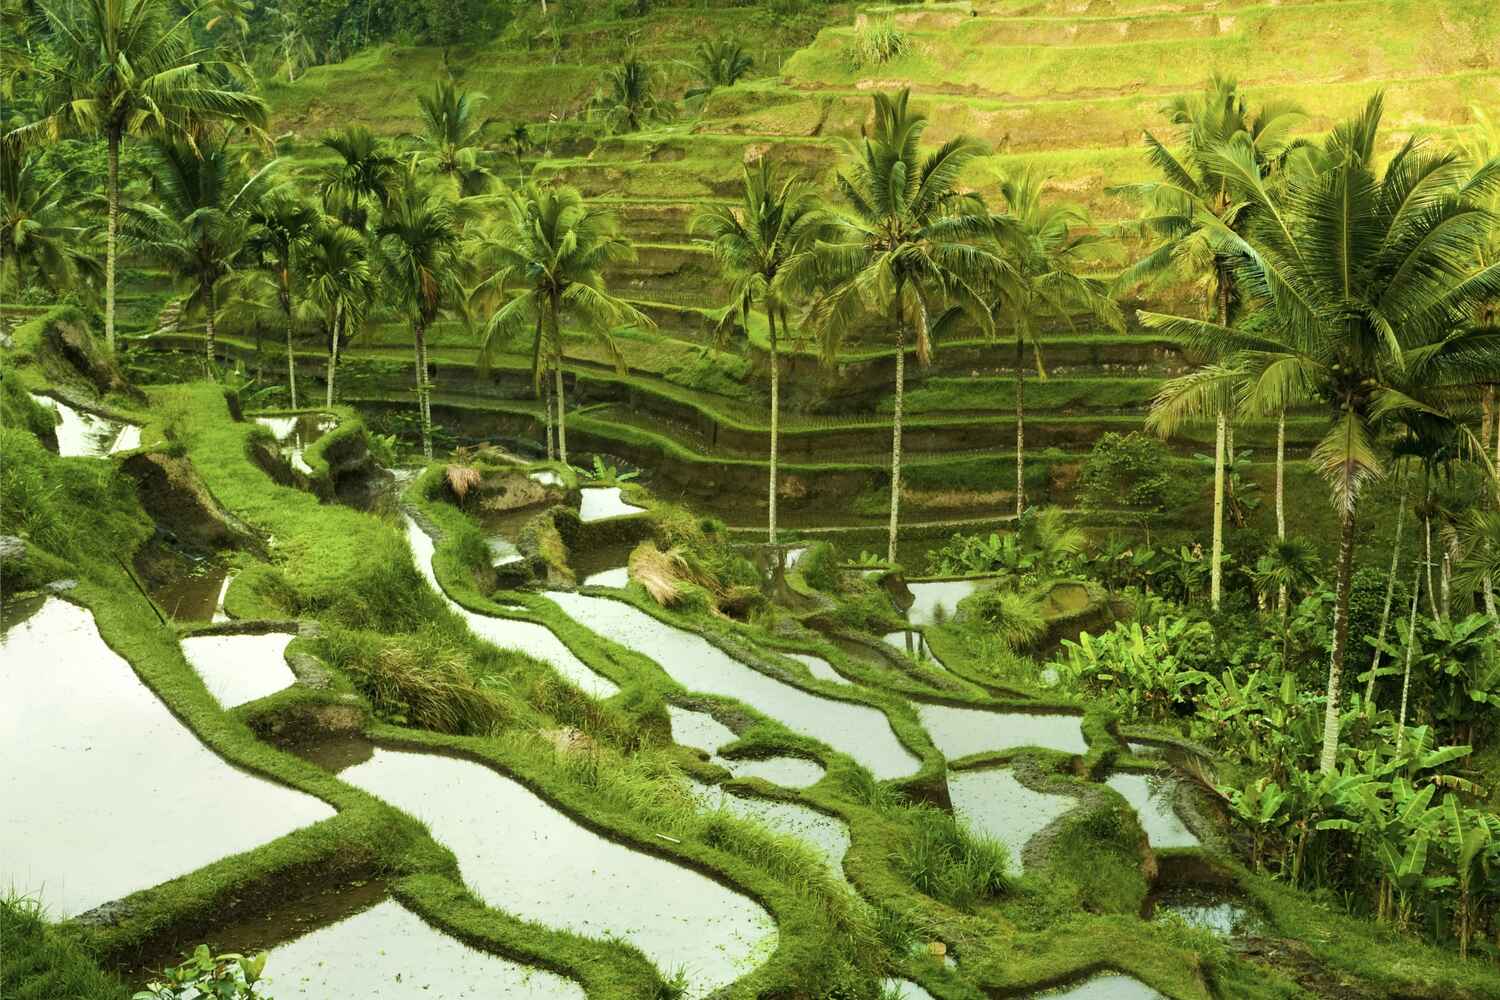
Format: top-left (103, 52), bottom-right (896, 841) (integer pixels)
top-left (587, 57), bottom-right (672, 134)
top-left (790, 89), bottom-right (1001, 564)
top-left (1253, 535), bottom-right (1320, 663)
top-left (6, 0), bottom-right (268, 349)
top-left (1115, 75), bottom-right (1302, 610)
top-left (0, 146), bottom-right (96, 298)
top-left (300, 220), bottom-right (374, 407)
top-left (320, 125), bottom-right (400, 231)
top-left (471, 183), bottom-right (648, 466)
top-left (684, 39), bottom-right (754, 104)
top-left (122, 136), bottom-right (276, 370)
top-left (376, 181), bottom-right (462, 459)
top-left (693, 159), bottom-right (826, 543)
top-left (413, 79), bottom-right (495, 198)
top-left (1140, 94), bottom-right (1500, 773)
top-left (244, 188), bottom-right (318, 407)
top-left (987, 169), bottom-right (1122, 516)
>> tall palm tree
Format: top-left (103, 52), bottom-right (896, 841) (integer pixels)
top-left (790, 89), bottom-right (1001, 564)
top-left (1115, 75), bottom-right (1302, 610)
top-left (413, 79), bottom-right (495, 198)
top-left (244, 188), bottom-right (318, 407)
top-left (376, 182), bottom-right (462, 459)
top-left (320, 125), bottom-right (400, 231)
top-left (6, 0), bottom-right (267, 349)
top-left (0, 146), bottom-right (96, 298)
top-left (987, 169), bottom-right (1122, 516)
top-left (693, 158), bottom-right (827, 543)
top-left (471, 183), bottom-right (648, 467)
top-left (1140, 94), bottom-right (1500, 773)
top-left (122, 136), bottom-right (276, 369)
top-left (300, 220), bottom-right (374, 407)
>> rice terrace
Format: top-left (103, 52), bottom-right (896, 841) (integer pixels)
top-left (5, 0), bottom-right (1500, 997)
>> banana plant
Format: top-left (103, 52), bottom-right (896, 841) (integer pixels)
top-left (1436, 793), bottom-right (1499, 959)
top-left (1218, 776), bottom-right (1291, 872)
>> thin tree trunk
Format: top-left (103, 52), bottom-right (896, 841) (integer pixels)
top-left (1425, 517), bottom-right (1440, 621)
top-left (887, 295), bottom-right (905, 566)
top-left (1211, 410), bottom-right (1226, 611)
top-left (105, 129), bottom-right (120, 350)
top-left (767, 308), bottom-right (779, 544)
top-left (414, 320), bottom-right (432, 459)
top-left (554, 353), bottom-right (567, 466)
top-left (1319, 503), bottom-right (1358, 774)
top-left (325, 303), bottom-right (341, 409)
top-left (1365, 466), bottom-right (1408, 709)
top-left (1015, 334), bottom-right (1026, 518)
top-left (543, 362), bottom-right (555, 461)
top-left (419, 330), bottom-right (433, 442)
top-left (1397, 558), bottom-right (1422, 743)
top-left (1440, 547), bottom-right (1452, 621)
top-left (1276, 410), bottom-right (1287, 614)
top-left (204, 281), bottom-right (218, 376)
top-left (283, 280), bottom-right (298, 409)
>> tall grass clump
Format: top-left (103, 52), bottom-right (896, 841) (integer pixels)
top-left (845, 17), bottom-right (909, 69)
top-left (315, 529), bottom-right (451, 631)
top-left (890, 803), bottom-right (1010, 909)
top-left (1, 896), bottom-right (130, 1000)
top-left (963, 588), bottom-right (1047, 648)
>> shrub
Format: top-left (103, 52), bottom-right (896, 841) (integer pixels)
top-left (844, 16), bottom-right (909, 69)
top-left (1052, 617), bottom-right (1215, 722)
top-left (889, 803), bottom-right (1010, 909)
top-left (796, 541), bottom-right (841, 592)
top-left (1077, 432), bottom-right (1194, 514)
top-left (961, 588), bottom-right (1047, 649)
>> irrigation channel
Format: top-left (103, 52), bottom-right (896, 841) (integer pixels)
top-left (1, 414), bottom-right (1218, 998)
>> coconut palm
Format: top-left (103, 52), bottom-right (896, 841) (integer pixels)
top-left (684, 39), bottom-right (754, 104)
top-left (987, 169), bottom-right (1122, 516)
top-left (319, 125), bottom-right (400, 231)
top-left (693, 158), bottom-right (827, 543)
top-left (1139, 94), bottom-right (1500, 773)
top-left (0, 146), bottom-right (96, 298)
top-left (5, 0), bottom-right (268, 349)
top-left (471, 183), bottom-right (648, 466)
top-left (789, 88), bottom-right (1001, 564)
top-left (376, 182), bottom-right (462, 459)
top-left (587, 57), bottom-right (672, 134)
top-left (300, 220), bottom-right (374, 407)
top-left (1115, 75), bottom-right (1302, 610)
top-left (412, 79), bottom-right (495, 198)
top-left (244, 188), bottom-right (318, 407)
top-left (122, 136), bottom-right (277, 370)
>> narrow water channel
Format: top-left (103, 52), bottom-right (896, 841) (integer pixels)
top-left (30, 393), bottom-right (139, 457)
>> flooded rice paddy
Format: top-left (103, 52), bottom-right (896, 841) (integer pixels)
top-left (1033, 973), bottom-right (1165, 998)
top-left (787, 652), bottom-right (850, 685)
top-left (720, 756), bottom-right (825, 788)
top-left (149, 564), bottom-right (233, 622)
top-left (254, 414), bottom-right (336, 475)
top-left (881, 979), bottom-right (938, 999)
top-left (180, 631), bottom-right (298, 708)
top-left (686, 779), bottom-right (850, 883)
top-left (903, 579), bottom-right (981, 626)
top-left (578, 486), bottom-right (645, 522)
top-left (916, 703), bottom-right (1088, 759)
top-left (947, 769), bottom-right (1076, 873)
top-left (1105, 773), bottom-right (1199, 848)
top-left (404, 518), bottom-right (619, 698)
top-left (31, 393), bottom-right (139, 457)
top-left (545, 591), bottom-right (920, 779)
top-left (342, 747), bottom-right (776, 999)
top-left (668, 705), bottom-right (739, 755)
top-left (264, 898), bottom-right (585, 999)
top-left (0, 598), bottom-right (334, 917)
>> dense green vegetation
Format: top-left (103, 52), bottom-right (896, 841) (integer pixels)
top-left (3, 1), bottom-right (1499, 999)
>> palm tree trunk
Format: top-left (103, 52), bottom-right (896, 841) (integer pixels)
top-left (1319, 502), bottom-right (1358, 774)
top-left (1015, 334), bottom-right (1026, 518)
top-left (887, 296), bottom-right (906, 566)
top-left (1211, 410), bottom-right (1226, 611)
top-left (1365, 465), bottom-right (1408, 709)
top-left (542, 362), bottom-right (555, 461)
top-left (204, 282), bottom-right (218, 376)
top-left (1397, 558), bottom-right (1422, 743)
top-left (1440, 547), bottom-right (1452, 621)
top-left (326, 304), bottom-right (342, 409)
top-left (283, 290), bottom-right (298, 409)
top-left (554, 355), bottom-right (567, 467)
top-left (105, 129), bottom-right (120, 350)
top-left (767, 308), bottom-right (779, 544)
top-left (1276, 410), bottom-right (1287, 614)
top-left (414, 320), bottom-right (432, 459)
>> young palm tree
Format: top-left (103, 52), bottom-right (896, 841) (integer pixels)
top-left (300, 220), bottom-right (374, 407)
top-left (376, 182), bottom-right (462, 459)
top-left (244, 188), bottom-right (319, 407)
top-left (587, 57), bottom-right (672, 134)
top-left (413, 79), bottom-right (495, 198)
top-left (790, 89), bottom-right (1001, 564)
top-left (0, 146), bottom-right (96, 298)
top-left (471, 183), bottom-right (648, 466)
top-left (693, 158), bottom-right (827, 542)
top-left (320, 125), bottom-right (400, 231)
top-left (6, 0), bottom-right (268, 349)
top-left (1141, 94), bottom-right (1500, 773)
top-left (987, 169), bottom-right (1122, 516)
top-left (1115, 75), bottom-right (1302, 610)
top-left (684, 39), bottom-right (754, 104)
top-left (122, 136), bottom-right (277, 370)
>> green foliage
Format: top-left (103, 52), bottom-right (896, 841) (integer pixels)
top-left (134, 944), bottom-right (269, 1000)
top-left (0, 370), bottom-right (58, 440)
top-left (888, 802), bottom-right (1010, 910)
top-left (961, 588), bottom-right (1046, 649)
top-left (1054, 617), bottom-right (1215, 722)
top-left (1078, 432), bottom-right (1194, 514)
top-left (796, 540), bottom-right (840, 592)
top-left (843, 16), bottom-right (907, 70)
top-left (1, 896), bottom-right (129, 1000)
